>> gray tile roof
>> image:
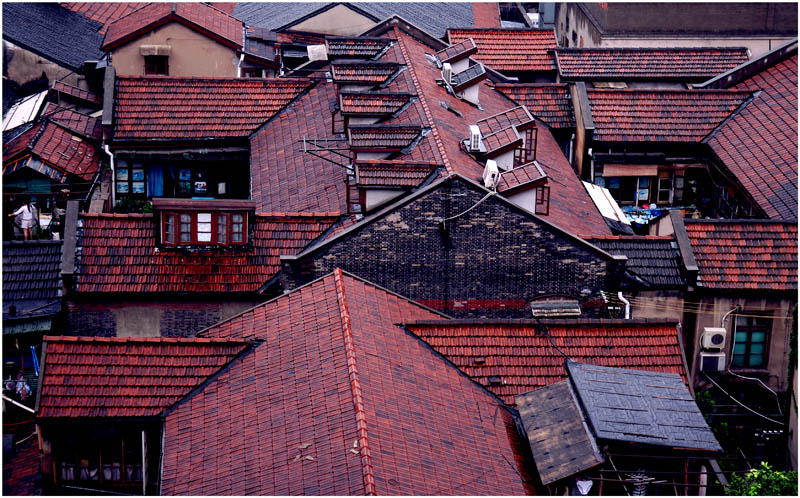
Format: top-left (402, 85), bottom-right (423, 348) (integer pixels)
top-left (2, 3), bottom-right (104, 71)
top-left (516, 381), bottom-right (605, 485)
top-left (589, 236), bottom-right (685, 288)
top-left (566, 361), bottom-right (722, 452)
top-left (3, 240), bottom-right (63, 319)
top-left (233, 2), bottom-right (474, 38)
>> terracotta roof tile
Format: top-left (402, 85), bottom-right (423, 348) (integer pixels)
top-left (331, 61), bottom-right (399, 84)
top-left (496, 160), bottom-right (547, 192)
top-left (448, 28), bottom-right (556, 72)
top-left (494, 83), bottom-right (575, 129)
top-left (43, 105), bottom-right (103, 140)
top-left (356, 160), bottom-right (437, 187)
top-left (113, 76), bottom-right (310, 140)
top-left (176, 270), bottom-right (533, 495)
top-left (74, 213), bottom-right (339, 294)
top-left (684, 220), bottom-right (798, 291)
top-left (556, 47), bottom-right (750, 79)
top-left (482, 126), bottom-right (521, 156)
top-left (706, 55), bottom-right (798, 219)
top-left (472, 3), bottom-right (502, 28)
top-left (476, 105), bottom-right (534, 136)
top-left (339, 91), bottom-right (413, 116)
top-left (348, 124), bottom-right (421, 150)
top-left (102, 2), bottom-right (243, 51)
top-left (38, 336), bottom-right (250, 418)
top-left (407, 320), bottom-right (688, 405)
top-left (588, 89), bottom-right (753, 142)
top-left (326, 36), bottom-right (392, 58)
top-left (450, 63), bottom-right (487, 91)
top-left (435, 37), bottom-right (477, 64)
top-left (61, 2), bottom-right (141, 34)
top-left (51, 80), bottom-right (102, 105)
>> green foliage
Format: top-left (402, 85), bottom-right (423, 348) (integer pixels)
top-left (725, 462), bottom-right (798, 496)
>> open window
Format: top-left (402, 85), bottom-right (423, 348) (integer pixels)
top-left (153, 198), bottom-right (254, 248)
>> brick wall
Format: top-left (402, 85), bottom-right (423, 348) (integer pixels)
top-left (283, 177), bottom-right (622, 317)
top-left (65, 298), bottom-right (264, 337)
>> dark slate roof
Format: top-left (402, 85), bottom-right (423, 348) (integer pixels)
top-left (566, 361), bottom-right (722, 452)
top-left (588, 236), bottom-right (685, 288)
top-left (233, 2), bottom-right (474, 38)
top-left (2, 241), bottom-right (63, 319)
top-left (516, 381), bottom-right (604, 485)
top-left (2, 3), bottom-right (104, 71)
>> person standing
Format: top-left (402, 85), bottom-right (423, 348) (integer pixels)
top-left (8, 199), bottom-right (37, 240)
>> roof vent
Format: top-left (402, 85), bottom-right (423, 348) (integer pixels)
top-left (483, 159), bottom-right (499, 189)
top-left (441, 62), bottom-right (452, 85)
top-left (488, 376), bottom-right (503, 386)
top-left (468, 124), bottom-right (482, 152)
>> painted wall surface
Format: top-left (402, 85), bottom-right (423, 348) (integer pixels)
top-left (507, 187), bottom-right (537, 214)
top-left (631, 290), bottom-right (685, 322)
top-left (688, 295), bottom-right (795, 392)
top-left (111, 22), bottom-right (238, 77)
top-left (600, 36), bottom-right (793, 59)
top-left (364, 188), bottom-right (403, 211)
top-left (283, 178), bottom-right (621, 318)
top-left (569, 83), bottom-right (587, 177)
top-left (292, 4), bottom-right (376, 36)
top-left (3, 41), bottom-right (81, 87)
top-left (66, 297), bottom-right (266, 337)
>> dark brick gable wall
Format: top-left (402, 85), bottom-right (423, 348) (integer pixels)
top-left (282, 178), bottom-right (622, 318)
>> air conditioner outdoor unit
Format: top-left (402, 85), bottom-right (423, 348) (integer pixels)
top-left (700, 352), bottom-right (726, 372)
top-left (702, 327), bottom-right (727, 349)
top-left (468, 124), bottom-right (482, 152)
top-left (483, 159), bottom-right (499, 189)
top-left (441, 62), bottom-right (453, 85)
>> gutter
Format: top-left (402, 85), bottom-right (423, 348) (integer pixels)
top-left (103, 144), bottom-right (115, 208)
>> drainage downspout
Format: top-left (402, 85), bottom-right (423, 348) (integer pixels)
top-left (569, 133), bottom-right (575, 165)
top-left (103, 144), bottom-right (115, 208)
top-left (236, 52), bottom-right (245, 77)
top-left (618, 292), bottom-right (631, 319)
top-left (588, 147), bottom-right (594, 183)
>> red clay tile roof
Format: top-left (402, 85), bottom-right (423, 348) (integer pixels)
top-left (51, 80), bottom-right (102, 105)
top-left (38, 336), bottom-right (249, 418)
top-left (326, 36), bottom-right (392, 58)
top-left (494, 83), bottom-right (576, 129)
top-left (62, 2), bottom-right (141, 34)
top-left (331, 61), bottom-right (399, 84)
top-left (555, 47), bottom-right (750, 80)
top-left (472, 2), bottom-right (502, 28)
top-left (588, 89), bottom-right (753, 142)
top-left (356, 160), bottom-right (438, 187)
top-left (3, 117), bottom-right (101, 182)
top-left (705, 55), bottom-right (798, 219)
top-left (406, 320), bottom-right (688, 405)
top-left (339, 91), bottom-right (413, 116)
top-left (43, 105), bottom-right (102, 140)
top-left (2, 424), bottom-right (40, 496)
top-left (348, 124), bottom-right (421, 150)
top-left (176, 270), bottom-right (533, 495)
top-left (448, 28), bottom-right (556, 72)
top-left (684, 220), bottom-right (798, 291)
top-left (74, 213), bottom-right (339, 293)
top-left (276, 30), bottom-right (326, 45)
top-left (435, 37), bottom-right (477, 64)
top-left (483, 126), bottom-right (522, 156)
top-left (497, 160), bottom-right (547, 192)
top-left (113, 76), bottom-right (310, 141)
top-left (476, 105), bottom-right (534, 136)
top-left (102, 2), bottom-right (243, 51)
top-left (450, 62), bottom-right (487, 91)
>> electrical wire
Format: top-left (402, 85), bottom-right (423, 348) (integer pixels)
top-left (701, 372), bottom-right (785, 426)
top-left (726, 316), bottom-right (783, 415)
top-left (619, 296), bottom-right (791, 320)
top-left (439, 191), bottom-right (494, 223)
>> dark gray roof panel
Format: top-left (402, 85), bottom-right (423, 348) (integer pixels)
top-left (2, 3), bottom-right (104, 71)
top-left (566, 361), bottom-right (722, 452)
top-left (234, 2), bottom-right (474, 38)
top-left (589, 236), bottom-right (685, 288)
top-left (516, 381), bottom-right (605, 485)
top-left (3, 240), bottom-right (63, 318)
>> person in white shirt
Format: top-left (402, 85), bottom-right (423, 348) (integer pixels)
top-left (8, 200), bottom-right (36, 240)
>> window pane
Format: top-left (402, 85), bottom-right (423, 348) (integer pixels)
top-left (751, 331), bottom-right (766, 343)
top-left (732, 354), bottom-right (745, 367)
top-left (197, 231), bottom-right (211, 242)
top-left (733, 343), bottom-right (746, 355)
top-left (217, 214), bottom-right (227, 244)
top-left (750, 343), bottom-right (764, 354)
top-left (165, 214), bottom-right (175, 243)
top-left (748, 354), bottom-right (764, 368)
top-left (197, 223), bottom-right (211, 233)
top-left (180, 214), bottom-right (191, 223)
top-left (180, 213), bottom-right (192, 242)
top-left (735, 331), bottom-right (748, 342)
top-left (232, 214), bottom-right (243, 223)
top-left (197, 213), bottom-right (211, 223)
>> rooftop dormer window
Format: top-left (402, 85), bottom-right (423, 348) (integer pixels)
top-left (153, 198), bottom-right (254, 248)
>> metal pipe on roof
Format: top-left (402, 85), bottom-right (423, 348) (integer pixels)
top-left (618, 292), bottom-right (631, 319)
top-left (103, 144), bottom-right (116, 208)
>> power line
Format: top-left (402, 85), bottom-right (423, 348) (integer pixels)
top-left (702, 372), bottom-right (785, 426)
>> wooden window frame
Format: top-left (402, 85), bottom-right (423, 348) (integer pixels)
top-left (732, 315), bottom-right (771, 369)
top-left (535, 185), bottom-right (550, 215)
top-left (161, 211), bottom-right (248, 246)
top-left (144, 55), bottom-right (168, 75)
top-left (57, 434), bottom-right (142, 488)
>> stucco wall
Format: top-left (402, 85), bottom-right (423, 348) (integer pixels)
top-left (110, 22), bottom-right (238, 77)
top-left (292, 4), bottom-right (377, 36)
top-left (3, 40), bottom-right (81, 87)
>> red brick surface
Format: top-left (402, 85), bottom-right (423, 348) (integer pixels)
top-left (74, 213), bottom-right (339, 293)
top-left (38, 336), bottom-right (249, 418)
top-left (102, 2), bottom-right (243, 50)
top-left (178, 270), bottom-right (533, 495)
top-left (684, 220), bottom-right (798, 291)
top-left (448, 28), bottom-right (556, 72)
top-left (588, 89), bottom-right (752, 142)
top-left (555, 47), bottom-right (750, 79)
top-left (494, 83), bottom-right (575, 129)
top-left (113, 76), bottom-right (310, 140)
top-left (706, 55), bottom-right (798, 219)
top-left (407, 320), bottom-right (688, 405)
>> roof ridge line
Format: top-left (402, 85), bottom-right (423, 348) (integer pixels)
top-left (701, 90), bottom-right (760, 143)
top-left (393, 26), bottom-right (452, 174)
top-left (333, 268), bottom-right (377, 496)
